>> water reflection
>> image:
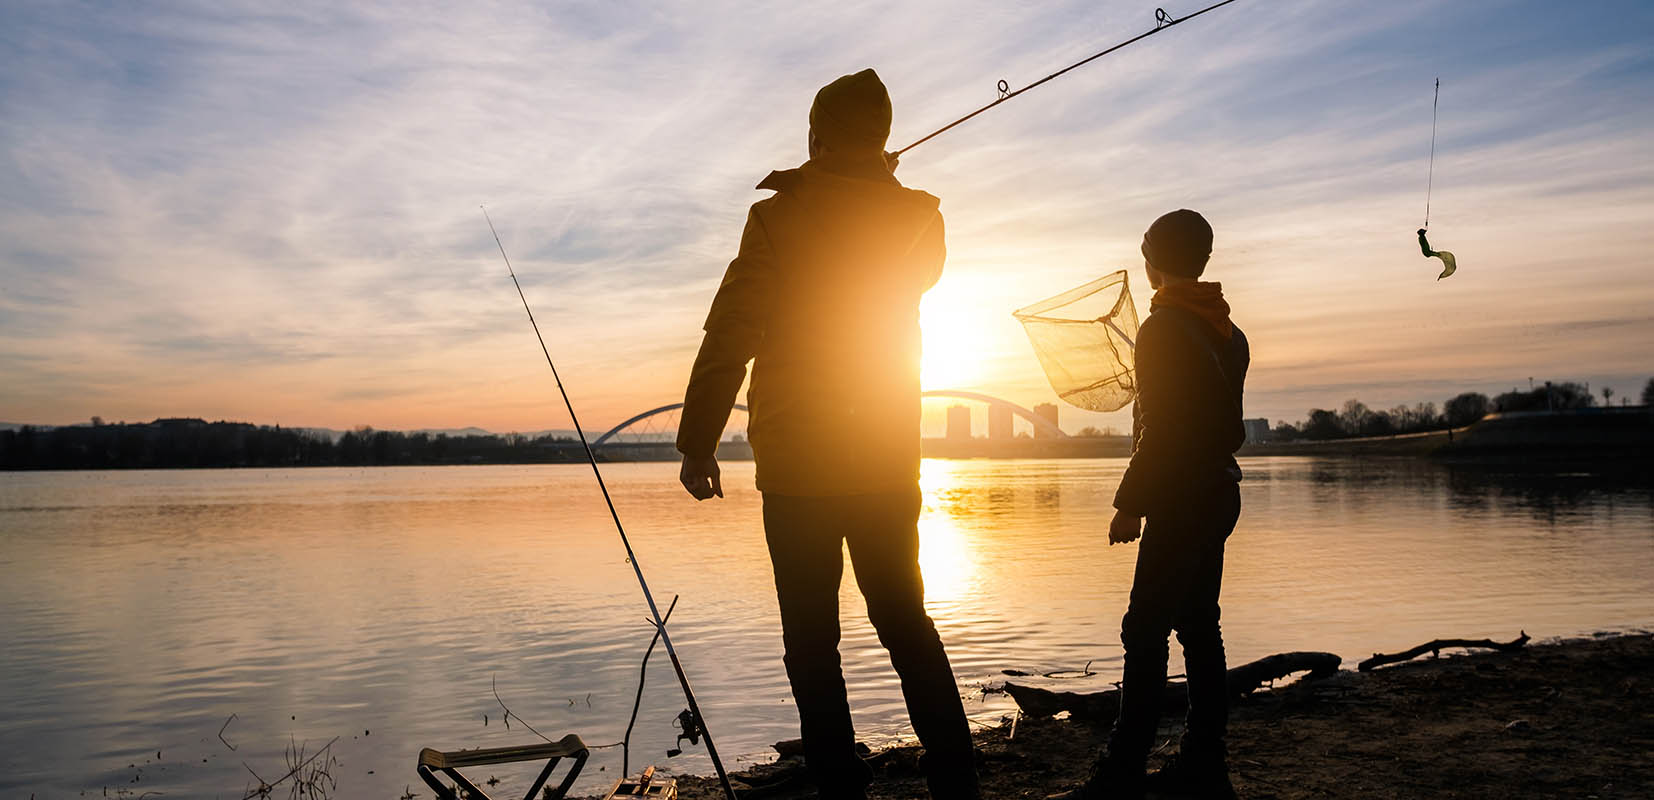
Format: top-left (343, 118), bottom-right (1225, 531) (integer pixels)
top-left (0, 459), bottom-right (1648, 798)
top-left (1443, 465), bottom-right (1653, 523)
top-left (1277, 456), bottom-right (1653, 525)
top-left (916, 513), bottom-right (977, 605)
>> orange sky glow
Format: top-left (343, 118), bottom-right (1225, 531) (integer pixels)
top-left (3, 2), bottom-right (1651, 437)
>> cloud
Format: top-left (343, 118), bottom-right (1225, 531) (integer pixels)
top-left (2, 0), bottom-right (1652, 429)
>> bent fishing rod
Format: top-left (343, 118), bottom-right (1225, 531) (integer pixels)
top-left (482, 206), bottom-right (738, 800)
top-left (893, 0), bottom-right (1242, 156)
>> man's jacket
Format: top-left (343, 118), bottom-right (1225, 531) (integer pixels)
top-left (1114, 306), bottom-right (1250, 516)
top-left (677, 154), bottom-right (945, 496)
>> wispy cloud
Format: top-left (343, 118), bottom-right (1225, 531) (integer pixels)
top-left (2, 0), bottom-right (1651, 430)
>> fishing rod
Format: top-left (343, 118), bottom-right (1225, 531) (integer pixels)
top-left (893, 0), bottom-right (1243, 156)
top-left (482, 206), bottom-right (738, 800)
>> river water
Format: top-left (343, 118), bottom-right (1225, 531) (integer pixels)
top-left (1, 458), bottom-right (1650, 797)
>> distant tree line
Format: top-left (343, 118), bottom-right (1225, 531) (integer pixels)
top-left (0, 418), bottom-right (586, 470)
top-left (7, 378), bottom-right (1649, 468)
top-left (1270, 380), bottom-right (1634, 442)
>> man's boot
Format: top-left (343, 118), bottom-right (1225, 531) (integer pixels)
top-left (920, 745), bottom-right (981, 800)
top-left (1045, 752), bottom-right (1145, 800)
top-left (1142, 740), bottom-right (1236, 799)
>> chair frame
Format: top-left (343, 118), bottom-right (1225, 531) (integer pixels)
top-left (415, 733), bottom-right (589, 800)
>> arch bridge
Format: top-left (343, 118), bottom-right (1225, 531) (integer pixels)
top-left (593, 390), bottom-right (1064, 447)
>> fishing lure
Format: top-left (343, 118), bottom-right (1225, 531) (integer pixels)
top-left (1419, 78), bottom-right (1456, 280)
top-left (1418, 228), bottom-right (1456, 281)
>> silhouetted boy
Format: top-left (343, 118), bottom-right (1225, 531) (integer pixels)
top-left (676, 69), bottom-right (979, 800)
top-left (1061, 209), bottom-right (1249, 800)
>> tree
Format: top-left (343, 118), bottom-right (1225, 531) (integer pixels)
top-left (1602, 386), bottom-right (1614, 405)
top-left (1271, 420), bottom-right (1300, 441)
top-left (1304, 409), bottom-right (1343, 440)
top-left (1643, 377), bottom-right (1654, 407)
top-left (1339, 399), bottom-right (1372, 435)
top-left (1362, 411), bottom-right (1396, 437)
top-left (1495, 381), bottom-right (1594, 412)
top-left (1412, 402), bottom-right (1439, 430)
top-left (1444, 392), bottom-right (1491, 427)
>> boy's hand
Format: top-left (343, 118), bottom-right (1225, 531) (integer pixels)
top-left (883, 150), bottom-right (900, 173)
top-left (1109, 510), bottom-right (1142, 545)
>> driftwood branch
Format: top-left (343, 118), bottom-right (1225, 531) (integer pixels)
top-left (1004, 682), bottom-right (1122, 720)
top-left (1006, 651), bottom-right (1342, 720)
top-left (1228, 651), bottom-right (1343, 694)
top-left (1357, 631), bottom-right (1529, 671)
top-left (1001, 660), bottom-right (1096, 679)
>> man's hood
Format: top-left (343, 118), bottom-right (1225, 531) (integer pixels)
top-left (755, 157), bottom-right (941, 254)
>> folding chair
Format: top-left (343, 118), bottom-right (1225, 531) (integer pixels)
top-left (605, 765), bottom-right (677, 799)
top-left (416, 733), bottom-right (589, 800)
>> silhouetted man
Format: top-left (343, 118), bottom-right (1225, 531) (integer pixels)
top-left (676, 69), bottom-right (979, 800)
top-left (1061, 209), bottom-right (1249, 800)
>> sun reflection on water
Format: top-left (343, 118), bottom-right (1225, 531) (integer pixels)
top-left (916, 459), bottom-right (981, 605)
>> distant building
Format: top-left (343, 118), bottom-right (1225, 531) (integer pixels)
top-left (1243, 418), bottom-right (1270, 444)
top-left (1034, 402), bottom-right (1060, 438)
top-left (946, 405), bottom-right (972, 440)
top-left (988, 405), bottom-right (1013, 440)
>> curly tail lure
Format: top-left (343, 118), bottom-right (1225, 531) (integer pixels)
top-left (1419, 78), bottom-right (1456, 280)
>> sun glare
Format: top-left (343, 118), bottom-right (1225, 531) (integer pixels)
top-left (920, 299), bottom-right (993, 390)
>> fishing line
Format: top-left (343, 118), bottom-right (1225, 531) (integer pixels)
top-left (482, 206), bottom-right (738, 800)
top-left (1424, 77), bottom-right (1439, 228)
top-left (893, 0), bottom-right (1243, 156)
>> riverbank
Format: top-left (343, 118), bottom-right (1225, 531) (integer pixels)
top-left (672, 633), bottom-right (1653, 799)
top-left (1239, 406), bottom-right (1653, 463)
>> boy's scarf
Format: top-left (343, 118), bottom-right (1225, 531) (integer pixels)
top-left (1151, 281), bottom-right (1233, 340)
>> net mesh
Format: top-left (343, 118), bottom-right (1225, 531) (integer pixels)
top-left (1013, 270), bottom-right (1140, 412)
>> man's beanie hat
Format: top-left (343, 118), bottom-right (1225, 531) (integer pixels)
top-left (1142, 209), bottom-right (1214, 278)
top-left (810, 68), bottom-right (892, 152)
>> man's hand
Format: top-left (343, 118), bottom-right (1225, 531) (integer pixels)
top-left (883, 150), bottom-right (900, 173)
top-left (1108, 510), bottom-right (1143, 545)
top-left (679, 454), bottom-right (723, 501)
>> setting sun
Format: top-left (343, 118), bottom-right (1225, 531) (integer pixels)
top-left (920, 294), bottom-right (997, 390)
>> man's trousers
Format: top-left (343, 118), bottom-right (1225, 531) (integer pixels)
top-left (763, 488), bottom-right (978, 798)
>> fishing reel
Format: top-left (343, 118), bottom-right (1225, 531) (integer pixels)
top-left (665, 708), bottom-right (705, 758)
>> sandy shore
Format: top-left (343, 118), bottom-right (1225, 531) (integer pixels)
top-left (672, 633), bottom-right (1653, 799)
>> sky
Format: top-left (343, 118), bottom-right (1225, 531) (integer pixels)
top-left (3, 0), bottom-right (1652, 436)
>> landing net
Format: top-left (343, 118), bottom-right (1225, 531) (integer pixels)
top-left (1013, 270), bottom-right (1140, 412)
